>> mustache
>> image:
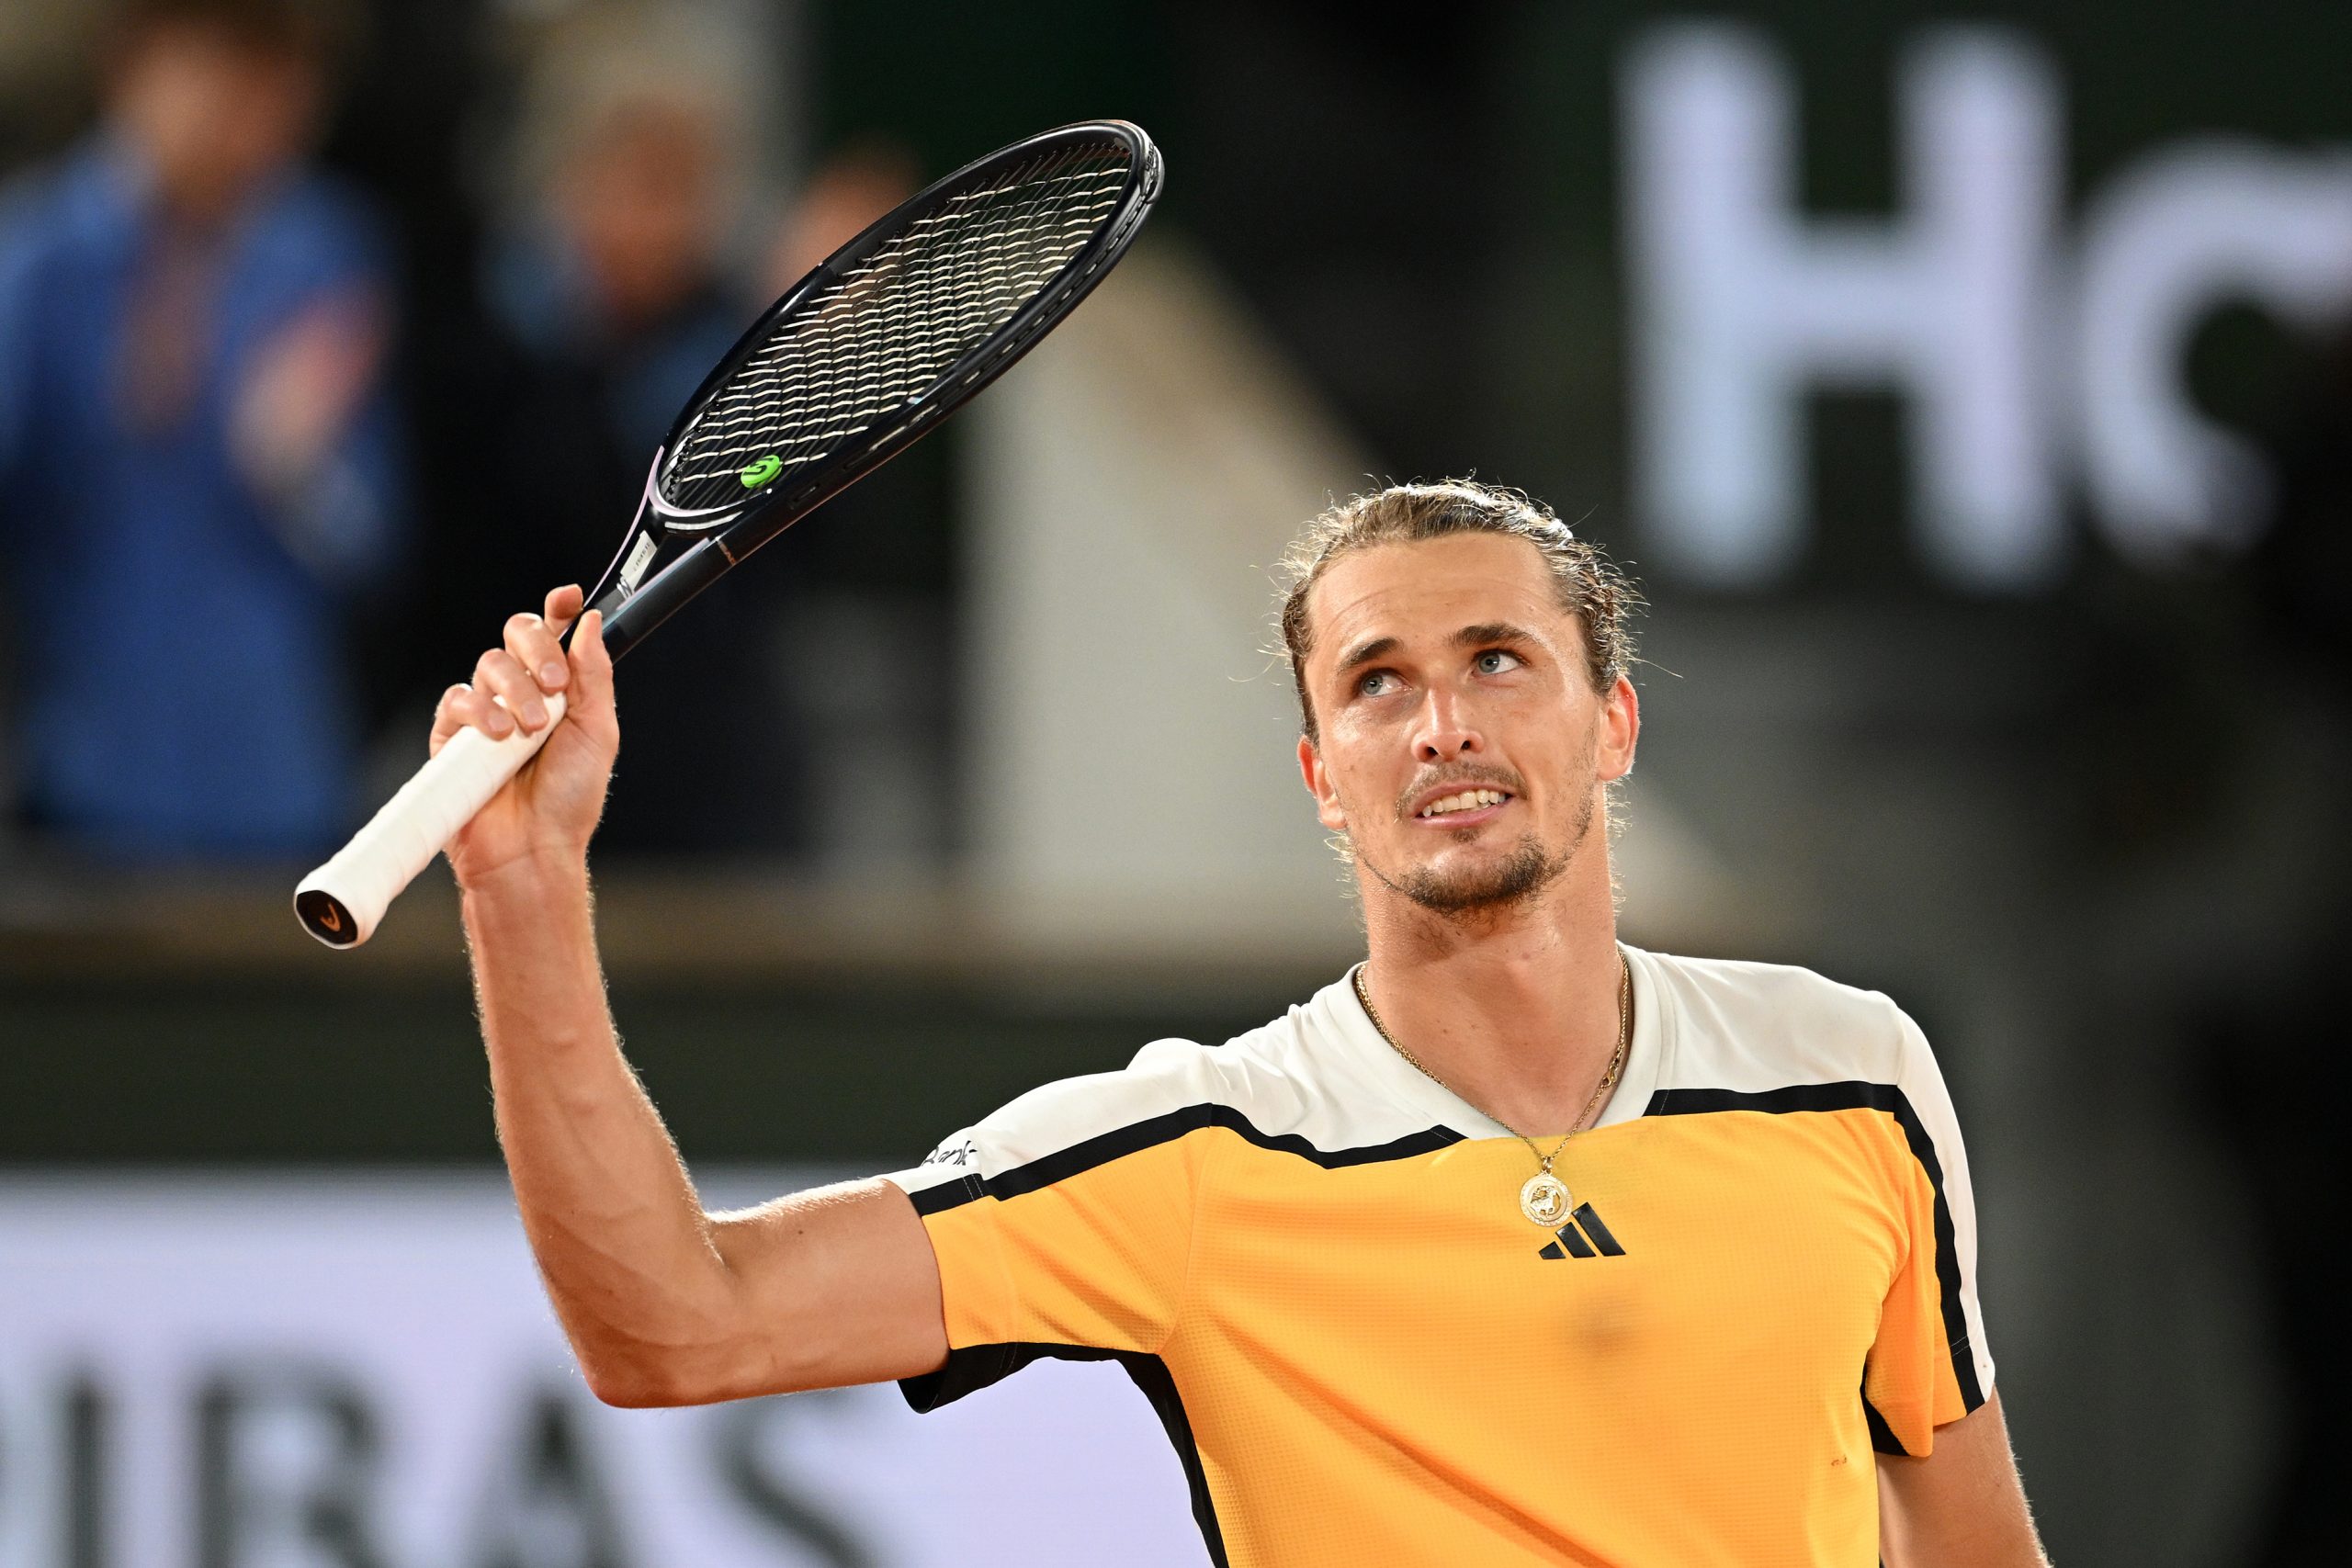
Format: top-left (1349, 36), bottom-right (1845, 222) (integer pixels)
top-left (1394, 765), bottom-right (1527, 819)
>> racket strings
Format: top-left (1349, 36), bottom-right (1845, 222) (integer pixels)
top-left (662, 141), bottom-right (1133, 511)
top-left (703, 150), bottom-right (1108, 443)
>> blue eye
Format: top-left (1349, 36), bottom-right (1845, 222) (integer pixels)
top-left (1357, 671), bottom-right (1395, 696)
top-left (1475, 649), bottom-right (1522, 675)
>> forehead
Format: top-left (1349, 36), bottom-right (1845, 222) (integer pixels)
top-left (1304, 533), bottom-right (1565, 660)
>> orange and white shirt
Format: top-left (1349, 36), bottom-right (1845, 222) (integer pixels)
top-left (884, 946), bottom-right (1995, 1566)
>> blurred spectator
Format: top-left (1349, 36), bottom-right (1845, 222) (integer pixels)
top-left (763, 139), bottom-right (921, 299)
top-left (437, 6), bottom-right (797, 858)
top-left (0, 0), bottom-right (399, 862)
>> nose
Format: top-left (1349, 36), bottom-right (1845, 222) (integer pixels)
top-left (1413, 690), bottom-right (1484, 763)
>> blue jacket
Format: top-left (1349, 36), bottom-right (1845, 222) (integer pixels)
top-left (0, 140), bottom-right (402, 859)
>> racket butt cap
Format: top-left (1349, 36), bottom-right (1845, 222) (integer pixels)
top-left (294, 886), bottom-right (365, 948)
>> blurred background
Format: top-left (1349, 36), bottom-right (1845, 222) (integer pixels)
top-left (4, 0), bottom-right (2347, 1562)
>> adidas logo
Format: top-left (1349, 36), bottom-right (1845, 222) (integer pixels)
top-left (1537, 1202), bottom-right (1627, 1260)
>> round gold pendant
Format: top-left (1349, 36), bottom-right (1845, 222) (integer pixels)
top-left (1521, 1171), bottom-right (1571, 1226)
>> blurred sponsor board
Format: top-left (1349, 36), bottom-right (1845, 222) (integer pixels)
top-left (1623, 21), bottom-right (2352, 586)
top-left (0, 1175), bottom-right (1201, 1568)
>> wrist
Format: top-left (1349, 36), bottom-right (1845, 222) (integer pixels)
top-left (458, 842), bottom-right (592, 908)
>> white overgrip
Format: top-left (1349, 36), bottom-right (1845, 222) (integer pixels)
top-left (293, 691), bottom-right (568, 948)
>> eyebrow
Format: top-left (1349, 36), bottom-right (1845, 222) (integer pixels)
top-left (1452, 622), bottom-right (1537, 651)
top-left (1331, 623), bottom-right (1541, 683)
top-left (1332, 635), bottom-right (1400, 680)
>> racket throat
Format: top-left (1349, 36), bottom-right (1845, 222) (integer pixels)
top-left (581, 535), bottom-right (730, 662)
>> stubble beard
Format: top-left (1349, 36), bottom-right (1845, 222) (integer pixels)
top-left (1361, 778), bottom-right (1597, 919)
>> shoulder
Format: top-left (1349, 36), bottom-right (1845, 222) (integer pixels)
top-left (250, 164), bottom-right (375, 232)
top-left (908, 1033), bottom-right (1262, 1183)
top-left (0, 179), bottom-right (37, 300)
top-left (249, 171), bottom-right (388, 281)
top-left (0, 166), bottom-right (53, 253)
top-left (0, 152), bottom-right (128, 358)
top-left (0, 146), bottom-right (113, 269)
top-left (1639, 947), bottom-right (1921, 1096)
top-left (892, 981), bottom-right (1446, 1202)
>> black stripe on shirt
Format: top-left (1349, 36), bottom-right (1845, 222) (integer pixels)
top-left (1645, 1080), bottom-right (1984, 1414)
top-left (906, 1103), bottom-right (1462, 1217)
top-left (1861, 1375), bottom-right (1909, 1458)
top-left (900, 1343), bottom-right (1230, 1567)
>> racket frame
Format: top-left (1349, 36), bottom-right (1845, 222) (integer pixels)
top-left (584, 118), bottom-right (1162, 661)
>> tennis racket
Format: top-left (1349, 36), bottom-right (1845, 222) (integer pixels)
top-left (296, 119), bottom-right (1162, 948)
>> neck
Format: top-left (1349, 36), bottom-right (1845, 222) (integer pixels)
top-left (1356, 840), bottom-right (1625, 1137)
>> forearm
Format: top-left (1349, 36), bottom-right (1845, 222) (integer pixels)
top-left (463, 855), bottom-right (739, 1403)
top-left (442, 597), bottom-right (944, 1404)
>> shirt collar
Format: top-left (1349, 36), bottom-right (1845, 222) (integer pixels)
top-left (1312, 942), bottom-right (1670, 1139)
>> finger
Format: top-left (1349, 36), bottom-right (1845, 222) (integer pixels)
top-left (543, 583), bottom-right (585, 636)
top-left (438, 682), bottom-right (511, 743)
top-left (429, 682), bottom-right (471, 756)
top-left (503, 611), bottom-right (569, 694)
top-left (473, 649), bottom-right (548, 731)
top-left (569, 608), bottom-right (616, 722)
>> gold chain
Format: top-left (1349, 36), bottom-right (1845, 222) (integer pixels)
top-left (1353, 953), bottom-right (1630, 1177)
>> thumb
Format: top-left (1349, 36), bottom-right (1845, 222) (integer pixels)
top-left (570, 608), bottom-right (616, 721)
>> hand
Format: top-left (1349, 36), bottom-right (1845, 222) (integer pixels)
top-left (434, 584), bottom-right (619, 889)
top-left (230, 288), bottom-right (385, 500)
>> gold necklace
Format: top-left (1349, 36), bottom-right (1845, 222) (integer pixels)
top-left (1353, 953), bottom-right (1631, 1226)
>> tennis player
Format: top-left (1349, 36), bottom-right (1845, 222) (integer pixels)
top-left (447, 479), bottom-right (2046, 1565)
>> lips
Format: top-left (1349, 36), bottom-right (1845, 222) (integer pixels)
top-left (1406, 778), bottom-right (1518, 824)
top-left (1416, 786), bottom-right (1510, 819)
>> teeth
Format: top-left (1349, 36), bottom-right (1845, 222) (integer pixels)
top-left (1419, 789), bottom-right (1507, 818)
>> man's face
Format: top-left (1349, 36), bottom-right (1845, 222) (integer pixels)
top-left (1295, 534), bottom-right (1638, 919)
top-left (111, 27), bottom-right (321, 224)
top-left (559, 104), bottom-right (725, 329)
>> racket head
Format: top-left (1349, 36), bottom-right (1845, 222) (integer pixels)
top-left (655, 119), bottom-right (1159, 545)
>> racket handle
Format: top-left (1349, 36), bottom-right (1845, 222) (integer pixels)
top-left (293, 692), bottom-right (568, 948)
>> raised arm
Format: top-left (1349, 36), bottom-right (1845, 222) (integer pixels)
top-left (447, 584), bottom-right (948, 1405)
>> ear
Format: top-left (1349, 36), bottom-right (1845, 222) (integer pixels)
top-left (1595, 674), bottom-right (1640, 783)
top-left (1298, 734), bottom-right (1348, 831)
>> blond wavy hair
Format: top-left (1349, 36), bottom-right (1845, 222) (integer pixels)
top-left (1276, 480), bottom-right (1640, 743)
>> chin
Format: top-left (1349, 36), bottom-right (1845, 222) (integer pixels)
top-left (1394, 834), bottom-right (1564, 915)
